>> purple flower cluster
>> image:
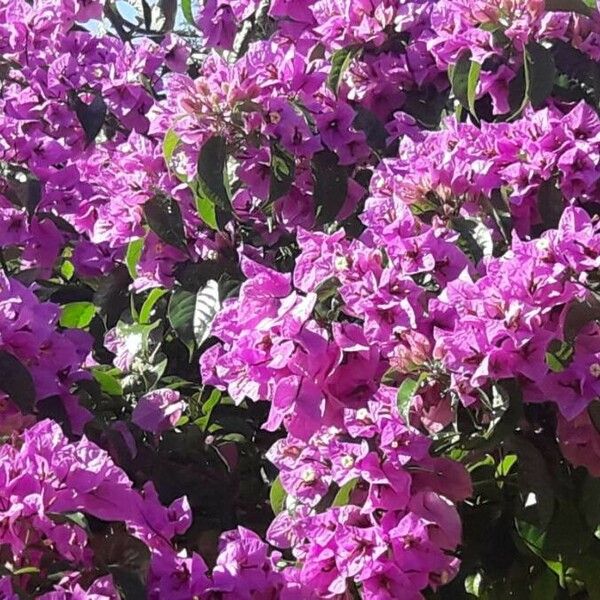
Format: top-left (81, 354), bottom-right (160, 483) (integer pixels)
top-left (201, 254), bottom-right (387, 439)
top-left (0, 274), bottom-right (92, 433)
top-left (433, 206), bottom-right (600, 416)
top-left (267, 397), bottom-right (471, 599)
top-left (3, 0), bottom-right (600, 596)
top-left (0, 0), bottom-right (205, 289)
top-left (0, 419), bottom-right (190, 597)
top-left (378, 102), bottom-right (600, 234)
top-left (429, 0), bottom-right (600, 113)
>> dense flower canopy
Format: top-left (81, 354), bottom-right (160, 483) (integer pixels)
top-left (3, 0), bottom-right (600, 598)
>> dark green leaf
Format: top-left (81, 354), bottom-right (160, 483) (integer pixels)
top-left (545, 0), bottom-right (594, 16)
top-left (269, 144), bottom-right (296, 203)
top-left (0, 351), bottom-right (35, 411)
top-left (197, 136), bottom-right (230, 210)
top-left (526, 42), bottom-right (556, 108)
top-left (141, 0), bottom-right (152, 29)
top-left (572, 556), bottom-right (600, 600)
top-left (168, 282), bottom-right (219, 354)
top-left (588, 401), bottom-right (600, 435)
top-left (564, 295), bottom-right (600, 341)
top-left (328, 46), bottom-right (361, 95)
top-left (451, 53), bottom-right (480, 114)
top-left (581, 474), bottom-right (600, 529)
top-left (508, 436), bottom-right (555, 528)
top-left (70, 91), bottom-right (107, 145)
top-left (193, 280), bottom-right (220, 347)
top-left (452, 217), bottom-right (493, 263)
top-left (313, 150), bottom-right (348, 225)
top-left (5, 175), bottom-right (42, 215)
top-left (144, 193), bottom-right (187, 251)
top-left (93, 265), bottom-right (132, 326)
top-left (168, 289), bottom-right (196, 354)
top-left (531, 569), bottom-right (558, 600)
top-left (352, 106), bottom-right (388, 151)
top-left (110, 567), bottom-right (147, 600)
top-left (544, 501), bottom-right (589, 556)
top-left (536, 179), bottom-right (563, 233)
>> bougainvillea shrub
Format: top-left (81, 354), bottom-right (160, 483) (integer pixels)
top-left (4, 0), bottom-right (600, 597)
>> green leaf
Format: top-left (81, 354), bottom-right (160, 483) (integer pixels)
top-left (495, 454), bottom-right (518, 478)
top-left (515, 519), bottom-right (546, 554)
top-left (332, 478), bottom-right (358, 507)
top-left (168, 289), bottom-right (196, 354)
top-left (564, 295), bottom-right (600, 341)
top-left (313, 150), bottom-right (348, 225)
top-left (139, 288), bottom-right (167, 324)
top-left (193, 280), bottom-right (221, 347)
top-left (181, 0), bottom-right (195, 24)
top-left (531, 569), bottom-right (558, 600)
top-left (451, 53), bottom-right (481, 114)
top-left (270, 477), bottom-right (287, 515)
top-left (93, 265), bottom-right (131, 326)
top-left (162, 129), bottom-right (180, 166)
top-left (536, 179), bottom-right (564, 232)
top-left (60, 302), bottom-right (96, 329)
top-left (467, 61), bottom-right (481, 115)
top-left (61, 259), bottom-right (75, 281)
top-left (581, 474), bottom-right (600, 529)
top-left (572, 556), bottom-right (600, 600)
top-left (195, 388), bottom-right (222, 430)
top-left (195, 192), bottom-right (218, 230)
top-left (143, 193), bottom-right (187, 251)
top-left (328, 46), bottom-right (361, 95)
top-left (125, 238), bottom-right (144, 280)
top-left (110, 566), bottom-right (148, 600)
top-left (203, 389), bottom-right (222, 415)
top-left (545, 339), bottom-right (573, 372)
top-left (197, 136), bottom-right (230, 211)
top-left (0, 350), bottom-right (36, 412)
top-left (93, 368), bottom-right (123, 396)
top-left (352, 106), bottom-right (388, 151)
top-left (452, 217), bottom-right (493, 263)
top-left (464, 573), bottom-right (483, 597)
top-left (397, 373), bottom-right (427, 423)
top-left (168, 282), bottom-right (218, 354)
top-left (12, 566), bottom-right (41, 576)
top-left (588, 401), bottom-right (600, 435)
top-left (508, 436), bottom-right (555, 528)
top-left (526, 42), bottom-right (556, 108)
top-left (269, 144), bottom-right (296, 204)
